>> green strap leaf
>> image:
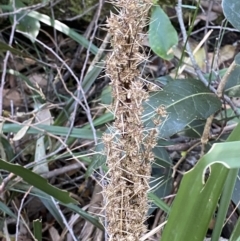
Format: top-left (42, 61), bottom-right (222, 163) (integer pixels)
top-left (161, 123), bottom-right (240, 241)
top-left (0, 160), bottom-right (78, 205)
top-left (2, 123), bottom-right (102, 139)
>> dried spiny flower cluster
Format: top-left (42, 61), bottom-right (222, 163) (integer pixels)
top-left (103, 0), bottom-right (160, 240)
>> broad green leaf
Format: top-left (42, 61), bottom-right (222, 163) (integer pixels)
top-left (222, 0), bottom-right (240, 31)
top-left (2, 123), bottom-right (102, 139)
top-left (144, 79), bottom-right (221, 138)
top-left (182, 120), bottom-right (205, 138)
top-left (161, 123), bottom-right (240, 241)
top-left (149, 5), bottom-right (178, 60)
top-left (0, 159), bottom-right (77, 205)
top-left (155, 75), bottom-right (174, 86)
top-left (224, 53), bottom-right (240, 97)
top-left (9, 0), bottom-right (40, 42)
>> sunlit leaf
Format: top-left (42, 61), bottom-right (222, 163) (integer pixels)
top-left (10, 0), bottom-right (40, 42)
top-left (149, 5), bottom-right (178, 60)
top-left (161, 123), bottom-right (240, 241)
top-left (33, 105), bottom-right (52, 174)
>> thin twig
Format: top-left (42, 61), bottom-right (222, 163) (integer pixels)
top-left (21, 36), bottom-right (98, 144)
top-left (65, 3), bottom-right (99, 21)
top-left (78, 0), bottom-right (105, 145)
top-left (172, 141), bottom-right (201, 177)
top-left (0, 0), bottom-right (18, 116)
top-left (176, 0), bottom-right (240, 116)
top-left (177, 0), bottom-right (240, 155)
top-left (87, 32), bottom-right (111, 73)
top-left (203, 0), bottom-right (213, 73)
top-left (15, 187), bottom-right (32, 241)
top-left (51, 197), bottom-right (78, 241)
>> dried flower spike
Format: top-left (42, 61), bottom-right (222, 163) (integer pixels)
top-left (103, 1), bottom-right (163, 240)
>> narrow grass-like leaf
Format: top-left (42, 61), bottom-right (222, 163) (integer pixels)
top-left (67, 203), bottom-right (104, 230)
top-left (27, 11), bottom-right (98, 54)
top-left (33, 219), bottom-right (42, 241)
top-left (0, 4), bottom-right (98, 55)
top-left (0, 42), bottom-right (32, 57)
top-left (229, 217), bottom-right (240, 241)
top-left (0, 135), bottom-right (15, 162)
top-left (54, 62), bottom-right (104, 127)
top-left (2, 124), bottom-right (102, 139)
top-left (211, 124), bottom-right (240, 241)
top-left (83, 112), bottom-right (114, 129)
top-left (0, 160), bottom-right (78, 205)
top-left (86, 141), bottom-right (106, 177)
top-left (11, 183), bottom-right (102, 230)
top-left (211, 168), bottom-right (238, 241)
top-left (0, 201), bottom-right (17, 219)
top-left (6, 69), bottom-right (45, 103)
top-left (40, 197), bottom-right (64, 228)
top-left (100, 86), bottom-right (113, 105)
top-left (148, 192), bottom-right (170, 214)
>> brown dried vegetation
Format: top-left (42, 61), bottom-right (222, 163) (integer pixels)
top-left (103, 0), bottom-right (166, 240)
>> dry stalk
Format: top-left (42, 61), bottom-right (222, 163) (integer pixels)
top-left (103, 0), bottom-right (166, 240)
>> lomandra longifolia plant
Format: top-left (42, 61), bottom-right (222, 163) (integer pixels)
top-left (103, 0), bottom-right (166, 240)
